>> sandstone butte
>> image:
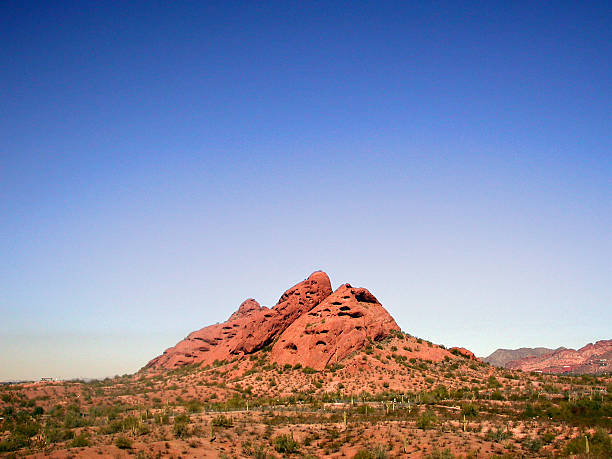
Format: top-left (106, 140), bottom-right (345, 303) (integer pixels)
top-left (146, 271), bottom-right (406, 371)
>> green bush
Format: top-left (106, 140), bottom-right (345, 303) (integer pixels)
top-left (273, 433), bottom-right (299, 453)
top-left (46, 427), bottom-right (74, 443)
top-left (115, 435), bottom-right (132, 449)
top-left (485, 428), bottom-right (512, 443)
top-left (211, 414), bottom-right (233, 427)
top-left (173, 413), bottom-right (190, 438)
top-left (353, 445), bottom-right (388, 459)
top-left (564, 429), bottom-right (612, 457)
top-left (461, 403), bottom-right (478, 417)
top-left (184, 399), bottom-right (203, 413)
top-left (416, 411), bottom-right (437, 430)
top-left (71, 433), bottom-right (90, 447)
top-left (426, 448), bottom-right (456, 459)
top-left (522, 437), bottom-right (543, 452)
top-left (0, 435), bottom-right (29, 453)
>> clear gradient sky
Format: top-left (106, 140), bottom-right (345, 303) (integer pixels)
top-left (1, 1), bottom-right (610, 380)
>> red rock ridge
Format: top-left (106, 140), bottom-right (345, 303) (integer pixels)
top-left (506, 339), bottom-right (612, 374)
top-left (449, 347), bottom-right (480, 362)
top-left (270, 284), bottom-right (401, 370)
top-left (145, 271), bottom-right (332, 369)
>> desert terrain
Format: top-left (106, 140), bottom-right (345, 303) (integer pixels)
top-left (2, 273), bottom-right (610, 458)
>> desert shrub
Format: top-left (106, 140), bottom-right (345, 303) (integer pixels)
top-left (173, 413), bottom-right (190, 438)
top-left (302, 366), bottom-right (317, 374)
top-left (184, 398), bottom-right (203, 413)
top-left (540, 431), bottom-right (556, 444)
top-left (522, 437), bottom-right (543, 452)
top-left (273, 433), bottom-right (299, 453)
top-left (329, 363), bottom-right (344, 373)
top-left (46, 427), bottom-right (74, 443)
top-left (564, 429), bottom-right (612, 457)
top-left (210, 414), bottom-right (233, 427)
top-left (487, 376), bottom-right (502, 388)
top-left (523, 403), bottom-right (538, 418)
top-left (416, 410), bottom-right (437, 429)
top-left (485, 428), bottom-right (512, 443)
top-left (426, 448), bottom-right (456, 459)
top-left (0, 435), bottom-right (29, 452)
top-left (99, 419), bottom-right (123, 435)
top-left (353, 445), bottom-right (388, 459)
top-left (71, 433), bottom-right (90, 447)
top-left (115, 435), bottom-right (132, 449)
top-left (432, 384), bottom-right (449, 400)
top-left (461, 403), bottom-right (478, 417)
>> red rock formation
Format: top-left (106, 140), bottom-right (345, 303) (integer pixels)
top-left (449, 347), bottom-right (480, 362)
top-left (145, 271), bottom-right (332, 369)
top-left (505, 339), bottom-right (612, 374)
top-left (270, 284), bottom-right (401, 370)
top-left (228, 299), bottom-right (262, 321)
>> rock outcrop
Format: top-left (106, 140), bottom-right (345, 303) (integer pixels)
top-left (270, 284), bottom-right (401, 370)
top-left (449, 347), bottom-right (480, 361)
top-left (145, 271), bottom-right (332, 369)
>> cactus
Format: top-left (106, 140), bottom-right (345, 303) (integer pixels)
top-left (585, 435), bottom-right (590, 455)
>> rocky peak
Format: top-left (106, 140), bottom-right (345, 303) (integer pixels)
top-left (228, 299), bottom-right (263, 321)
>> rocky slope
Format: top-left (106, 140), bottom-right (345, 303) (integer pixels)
top-left (145, 271), bottom-right (401, 371)
top-left (483, 347), bottom-right (558, 368)
top-left (495, 340), bottom-right (612, 374)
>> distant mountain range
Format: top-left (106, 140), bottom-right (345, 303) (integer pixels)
top-left (484, 340), bottom-right (612, 374)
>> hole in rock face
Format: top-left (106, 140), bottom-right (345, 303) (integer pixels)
top-left (316, 341), bottom-right (326, 346)
top-left (355, 291), bottom-right (377, 303)
top-left (338, 311), bottom-right (364, 318)
top-left (332, 301), bottom-right (343, 305)
top-left (339, 306), bottom-right (351, 311)
top-left (285, 343), bottom-right (298, 351)
top-left (318, 330), bottom-right (329, 334)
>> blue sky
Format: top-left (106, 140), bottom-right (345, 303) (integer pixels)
top-left (1, 1), bottom-right (610, 380)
